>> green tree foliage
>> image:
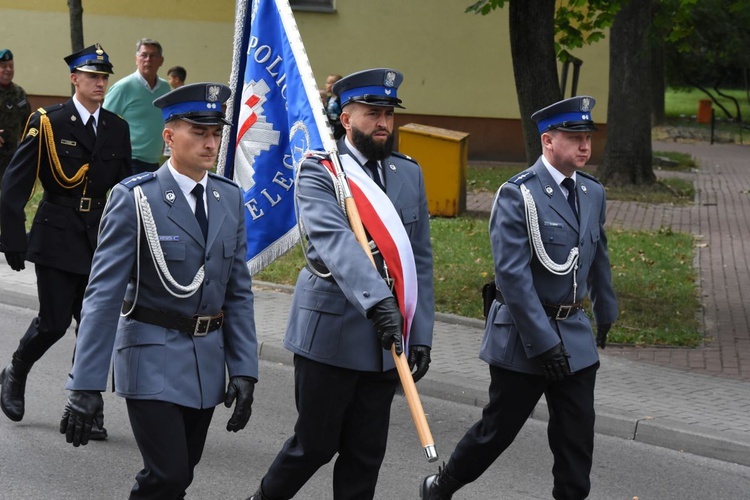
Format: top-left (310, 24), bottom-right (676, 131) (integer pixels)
top-left (466, 0), bottom-right (619, 60)
top-left (659, 0), bottom-right (750, 122)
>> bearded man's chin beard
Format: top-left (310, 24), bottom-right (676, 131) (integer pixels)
top-left (351, 127), bottom-right (394, 161)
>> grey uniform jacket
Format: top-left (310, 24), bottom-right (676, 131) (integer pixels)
top-left (481, 157), bottom-right (618, 375)
top-left (284, 140), bottom-right (434, 372)
top-left (67, 165), bottom-right (258, 409)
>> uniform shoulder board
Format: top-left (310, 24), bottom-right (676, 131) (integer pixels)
top-left (38, 103), bottom-right (64, 116)
top-left (577, 170), bottom-right (602, 184)
top-left (391, 151), bottom-right (418, 165)
top-left (120, 172), bottom-right (157, 189)
top-left (207, 171), bottom-right (238, 187)
top-left (508, 170), bottom-right (536, 185)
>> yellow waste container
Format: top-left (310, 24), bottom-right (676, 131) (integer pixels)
top-left (697, 99), bottom-right (712, 124)
top-left (398, 123), bottom-right (470, 217)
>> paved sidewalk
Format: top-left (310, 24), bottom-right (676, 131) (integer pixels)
top-left (1, 140), bottom-right (749, 468)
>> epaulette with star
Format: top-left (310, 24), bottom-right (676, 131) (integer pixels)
top-left (207, 171), bottom-right (239, 187)
top-left (391, 151), bottom-right (418, 165)
top-left (577, 170), bottom-right (602, 185)
top-left (120, 172), bottom-right (157, 189)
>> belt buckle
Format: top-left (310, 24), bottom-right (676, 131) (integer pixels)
top-left (79, 197), bottom-right (92, 212)
top-left (193, 316), bottom-right (211, 336)
top-left (555, 305), bottom-right (573, 320)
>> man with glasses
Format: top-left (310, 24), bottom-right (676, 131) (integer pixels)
top-left (104, 38), bottom-right (170, 174)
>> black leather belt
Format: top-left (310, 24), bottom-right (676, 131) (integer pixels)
top-left (43, 193), bottom-right (107, 212)
top-left (122, 301), bottom-right (223, 336)
top-left (494, 288), bottom-right (581, 320)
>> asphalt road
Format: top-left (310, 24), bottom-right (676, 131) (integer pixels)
top-left (1, 302), bottom-right (749, 499)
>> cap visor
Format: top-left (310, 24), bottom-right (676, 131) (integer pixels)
top-left (178, 116), bottom-right (232, 126)
top-left (555, 123), bottom-right (598, 132)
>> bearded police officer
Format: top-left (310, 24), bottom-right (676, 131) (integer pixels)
top-left (248, 68), bottom-right (434, 500)
top-left (59, 82), bottom-right (258, 499)
top-left (421, 96), bottom-right (618, 500)
top-left (0, 48), bottom-right (32, 181)
top-left (0, 44), bottom-right (130, 438)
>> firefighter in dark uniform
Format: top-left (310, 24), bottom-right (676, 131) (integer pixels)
top-left (0, 44), bottom-right (131, 439)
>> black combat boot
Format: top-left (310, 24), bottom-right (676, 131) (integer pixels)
top-left (420, 463), bottom-right (464, 499)
top-left (0, 353), bottom-right (33, 422)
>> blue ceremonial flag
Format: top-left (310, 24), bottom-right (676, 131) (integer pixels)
top-left (219, 0), bottom-right (334, 274)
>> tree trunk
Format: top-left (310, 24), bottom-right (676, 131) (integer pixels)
top-left (68, 0), bottom-right (84, 96)
top-left (508, 0), bottom-right (562, 165)
top-left (597, 0), bottom-right (656, 186)
top-left (651, 42), bottom-right (666, 126)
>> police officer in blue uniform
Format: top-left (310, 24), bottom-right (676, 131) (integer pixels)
top-left (0, 44), bottom-right (130, 438)
top-left (248, 68), bottom-right (434, 500)
top-left (59, 82), bottom-right (259, 499)
top-left (421, 96), bottom-right (618, 500)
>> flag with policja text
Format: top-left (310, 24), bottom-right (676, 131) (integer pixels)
top-left (219, 0), bottom-right (328, 274)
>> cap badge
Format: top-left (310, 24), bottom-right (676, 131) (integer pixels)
top-left (384, 71), bottom-right (396, 87)
top-left (212, 189), bottom-right (221, 201)
top-left (165, 190), bottom-right (176, 203)
top-left (545, 185), bottom-right (554, 196)
top-left (580, 97), bottom-right (591, 112)
top-left (206, 85), bottom-right (221, 102)
top-left (384, 89), bottom-right (392, 96)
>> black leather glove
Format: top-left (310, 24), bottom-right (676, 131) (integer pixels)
top-left (4, 251), bottom-right (25, 272)
top-left (224, 376), bottom-right (256, 432)
top-left (60, 390), bottom-right (103, 447)
top-left (368, 297), bottom-right (404, 355)
top-left (408, 345), bottom-right (431, 383)
top-left (536, 343), bottom-right (571, 382)
top-left (596, 323), bottom-right (612, 349)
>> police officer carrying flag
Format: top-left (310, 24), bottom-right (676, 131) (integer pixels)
top-left (421, 96), bottom-right (618, 500)
top-left (60, 82), bottom-right (259, 499)
top-left (0, 44), bottom-right (131, 438)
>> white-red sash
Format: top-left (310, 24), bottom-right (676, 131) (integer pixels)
top-left (322, 154), bottom-right (418, 347)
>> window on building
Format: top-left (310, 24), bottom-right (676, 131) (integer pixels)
top-left (290, 0), bottom-right (335, 13)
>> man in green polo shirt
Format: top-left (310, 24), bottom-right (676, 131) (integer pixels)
top-left (104, 38), bottom-right (170, 175)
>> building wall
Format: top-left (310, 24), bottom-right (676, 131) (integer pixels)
top-left (1, 0), bottom-right (610, 162)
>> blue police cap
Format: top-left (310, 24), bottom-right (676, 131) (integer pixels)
top-left (332, 68), bottom-right (404, 109)
top-left (153, 82), bottom-right (232, 126)
top-left (531, 96), bottom-right (598, 134)
top-left (64, 43), bottom-right (113, 75)
top-left (0, 49), bottom-right (13, 62)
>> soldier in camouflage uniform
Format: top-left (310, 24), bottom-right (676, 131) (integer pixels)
top-left (0, 49), bottom-right (31, 181)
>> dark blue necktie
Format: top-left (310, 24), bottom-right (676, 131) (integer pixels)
top-left (192, 184), bottom-right (208, 241)
top-left (365, 160), bottom-right (385, 192)
top-left (561, 177), bottom-right (578, 220)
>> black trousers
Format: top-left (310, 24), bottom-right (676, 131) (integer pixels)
top-left (126, 399), bottom-right (215, 500)
top-left (261, 355), bottom-right (400, 500)
top-left (446, 363), bottom-right (599, 500)
top-left (16, 264), bottom-right (87, 363)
